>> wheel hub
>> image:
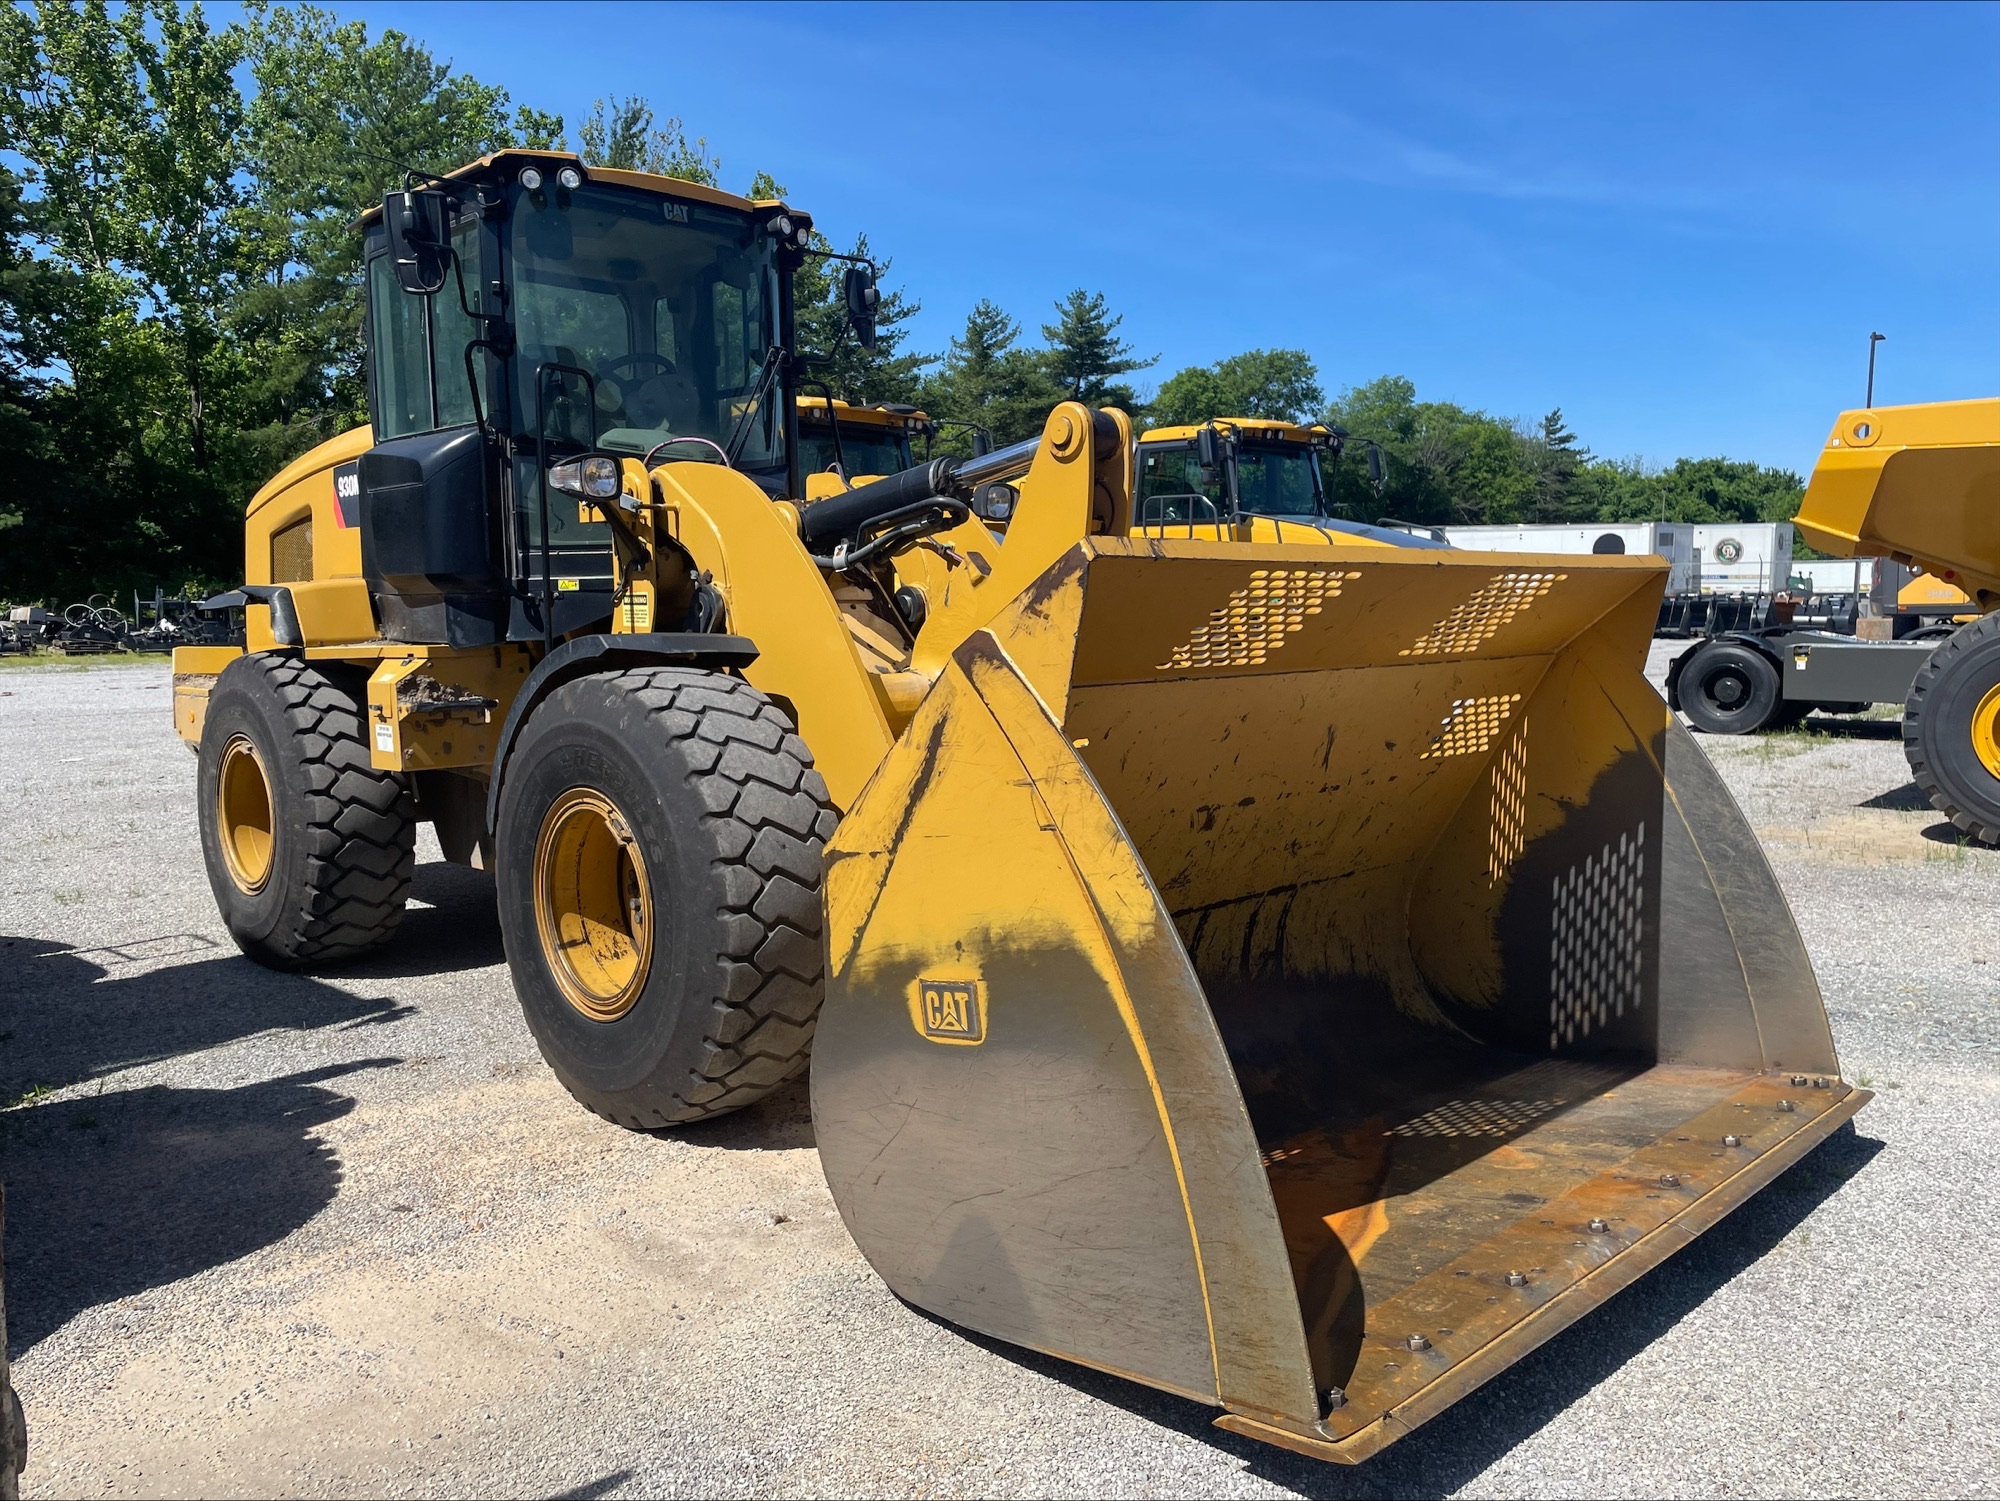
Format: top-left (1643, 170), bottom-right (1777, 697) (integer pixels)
top-left (1709, 671), bottom-right (1746, 708)
top-left (216, 734), bottom-right (275, 893)
top-left (533, 788), bottom-right (653, 1022)
top-left (1971, 683), bottom-right (2000, 781)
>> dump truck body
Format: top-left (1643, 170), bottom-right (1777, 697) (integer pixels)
top-left (1675, 400), bottom-right (2000, 842)
top-left (173, 150), bottom-right (1860, 1464)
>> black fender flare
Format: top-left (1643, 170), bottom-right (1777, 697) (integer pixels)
top-left (484, 632), bottom-right (759, 834)
top-left (1665, 630), bottom-right (1783, 711)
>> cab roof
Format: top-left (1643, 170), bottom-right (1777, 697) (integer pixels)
top-left (1140, 417), bottom-right (1333, 444)
top-left (356, 149), bottom-right (806, 229)
top-left (798, 396), bottom-right (930, 429)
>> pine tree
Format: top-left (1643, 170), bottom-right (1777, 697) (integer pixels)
top-left (1039, 289), bottom-right (1155, 408)
top-left (576, 96), bottom-right (719, 185)
top-left (921, 300), bottom-right (1066, 447)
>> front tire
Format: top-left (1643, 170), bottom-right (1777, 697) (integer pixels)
top-left (495, 667), bottom-right (837, 1127)
top-left (1904, 612), bottom-right (2000, 845)
top-left (197, 653), bottom-right (416, 966)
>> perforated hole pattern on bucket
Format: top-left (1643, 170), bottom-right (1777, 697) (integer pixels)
top-left (1401, 570), bottom-right (1567, 657)
top-left (1157, 568), bottom-right (1362, 671)
top-left (1420, 692), bottom-right (1522, 761)
top-left (1488, 717), bottom-right (1529, 885)
top-left (1549, 823), bottom-right (1646, 1049)
top-left (1388, 1095), bottom-right (1560, 1138)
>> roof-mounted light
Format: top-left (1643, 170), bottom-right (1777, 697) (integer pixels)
top-left (518, 166), bottom-right (544, 192)
top-left (771, 213), bottom-right (794, 239)
top-left (557, 165), bottom-right (584, 191)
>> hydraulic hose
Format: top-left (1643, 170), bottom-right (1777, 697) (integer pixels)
top-left (798, 434), bottom-right (1040, 546)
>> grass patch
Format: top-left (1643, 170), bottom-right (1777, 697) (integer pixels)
top-left (51, 888), bottom-right (86, 904)
top-left (0, 650), bottom-right (161, 671)
top-left (1923, 834), bottom-right (1973, 865)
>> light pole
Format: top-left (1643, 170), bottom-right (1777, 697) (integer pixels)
top-left (1867, 332), bottom-right (1885, 407)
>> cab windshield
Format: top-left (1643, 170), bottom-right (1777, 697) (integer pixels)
top-left (1234, 442), bottom-right (1323, 517)
top-left (798, 423), bottom-right (914, 479)
top-left (509, 181), bottom-right (783, 571)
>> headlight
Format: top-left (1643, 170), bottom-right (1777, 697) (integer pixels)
top-left (795, 225), bottom-right (810, 247)
top-left (771, 214), bottom-right (794, 238)
top-left (550, 455), bottom-right (620, 499)
top-left (557, 165), bottom-right (584, 191)
top-left (518, 166), bottom-right (544, 191)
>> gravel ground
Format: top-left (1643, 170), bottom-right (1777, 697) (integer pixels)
top-left (2, 648), bottom-right (1995, 1500)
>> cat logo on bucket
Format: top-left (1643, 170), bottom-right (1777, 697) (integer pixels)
top-left (916, 979), bottom-right (983, 1044)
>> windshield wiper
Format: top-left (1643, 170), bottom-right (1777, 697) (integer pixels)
top-left (724, 345), bottom-right (787, 466)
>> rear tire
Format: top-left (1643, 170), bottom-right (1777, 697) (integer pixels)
top-left (1675, 640), bottom-right (1786, 735)
top-left (495, 667), bottom-right (837, 1127)
top-left (198, 653), bottom-right (416, 966)
top-left (1904, 612), bottom-right (2000, 846)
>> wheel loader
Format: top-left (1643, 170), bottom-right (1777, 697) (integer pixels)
top-left (1129, 415), bottom-right (1429, 548)
top-left (1675, 398), bottom-right (2000, 839)
top-left (171, 149), bottom-right (1864, 1464)
top-left (795, 394), bottom-right (929, 496)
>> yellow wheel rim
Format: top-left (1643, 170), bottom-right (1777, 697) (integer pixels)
top-left (533, 788), bottom-right (653, 1022)
top-left (1973, 684), bottom-right (2000, 781)
top-left (216, 735), bottom-right (276, 894)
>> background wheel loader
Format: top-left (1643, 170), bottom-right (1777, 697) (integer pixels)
top-left (171, 149), bottom-right (1864, 1463)
top-left (1673, 398), bottom-right (2000, 838)
top-left (795, 393), bottom-right (929, 495)
top-left (1129, 415), bottom-right (1424, 548)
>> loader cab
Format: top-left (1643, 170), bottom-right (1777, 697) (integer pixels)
top-left (796, 397), bottom-right (929, 498)
top-left (1134, 419), bottom-right (1337, 527)
top-left (357, 151), bottom-right (815, 646)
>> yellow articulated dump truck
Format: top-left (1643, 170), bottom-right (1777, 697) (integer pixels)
top-left (1675, 399), bottom-right (2000, 837)
top-left (172, 150), bottom-right (1864, 1463)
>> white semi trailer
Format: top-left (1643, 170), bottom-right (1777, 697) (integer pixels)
top-left (1440, 522), bottom-right (1699, 593)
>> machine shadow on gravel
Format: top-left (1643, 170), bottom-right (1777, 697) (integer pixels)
top-left (932, 1122), bottom-right (1884, 1499)
top-left (335, 860), bottom-right (508, 981)
top-left (0, 938), bottom-right (411, 1352)
top-left (1859, 782), bottom-right (1937, 812)
top-left (0, 936), bottom-right (409, 1102)
top-left (2, 1055), bottom-right (399, 1353)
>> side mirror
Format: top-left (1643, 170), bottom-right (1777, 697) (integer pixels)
top-left (1367, 443), bottom-right (1385, 491)
top-left (971, 427), bottom-right (992, 459)
top-left (385, 189), bottom-right (452, 294)
top-left (843, 266), bottom-right (879, 351)
top-left (1195, 424), bottom-right (1219, 473)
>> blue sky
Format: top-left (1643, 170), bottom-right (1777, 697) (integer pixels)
top-left (323, 1), bottom-right (1995, 473)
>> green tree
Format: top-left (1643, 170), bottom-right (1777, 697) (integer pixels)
top-left (1323, 375), bottom-right (1536, 526)
top-left (1524, 406), bottom-right (1593, 521)
top-left (0, 0), bottom-right (252, 598)
top-left (576, 96), bottom-right (719, 184)
top-left (1151, 348), bottom-right (1323, 427)
top-left (918, 299), bottom-right (1067, 448)
top-left (1040, 289), bottom-right (1155, 410)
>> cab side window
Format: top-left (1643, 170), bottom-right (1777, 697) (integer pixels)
top-left (367, 255), bottom-right (430, 439)
top-left (1137, 445), bottom-right (1224, 521)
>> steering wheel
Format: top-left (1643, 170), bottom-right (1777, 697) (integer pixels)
top-left (597, 352), bottom-right (682, 426)
top-left (602, 352), bottom-right (677, 382)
